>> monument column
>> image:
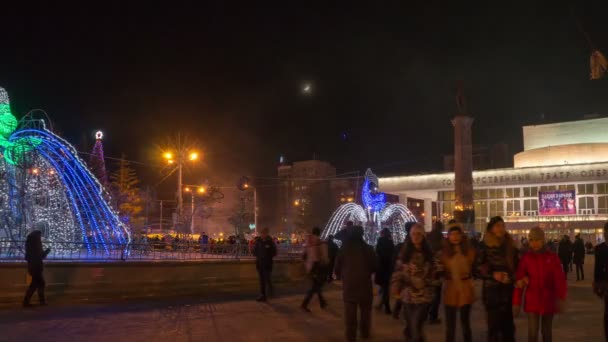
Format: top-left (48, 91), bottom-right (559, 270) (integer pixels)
top-left (451, 84), bottom-right (475, 233)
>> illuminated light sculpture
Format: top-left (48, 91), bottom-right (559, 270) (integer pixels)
top-left (321, 169), bottom-right (417, 245)
top-left (0, 86), bottom-right (130, 256)
top-left (89, 130), bottom-right (108, 186)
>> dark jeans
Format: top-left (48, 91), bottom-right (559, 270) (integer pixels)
top-left (23, 271), bottom-right (45, 304)
top-left (562, 262), bottom-right (569, 279)
top-left (378, 280), bottom-right (391, 313)
top-left (344, 299), bottom-right (372, 342)
top-left (393, 299), bottom-right (403, 319)
top-left (302, 266), bottom-right (326, 307)
top-left (257, 268), bottom-right (273, 298)
top-left (486, 304), bottom-right (515, 342)
top-left (445, 305), bottom-right (472, 342)
top-left (428, 285), bottom-right (442, 320)
top-left (575, 263), bottom-right (584, 280)
top-left (528, 313), bottom-right (553, 342)
top-left (404, 303), bottom-right (430, 342)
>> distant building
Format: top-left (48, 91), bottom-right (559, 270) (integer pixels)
top-left (381, 117), bottom-right (608, 243)
top-left (275, 159), bottom-right (358, 235)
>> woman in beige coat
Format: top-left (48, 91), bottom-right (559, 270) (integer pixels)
top-left (441, 224), bottom-right (475, 342)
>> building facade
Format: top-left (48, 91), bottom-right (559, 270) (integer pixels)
top-left (276, 160), bottom-right (358, 235)
top-left (380, 117), bottom-right (608, 243)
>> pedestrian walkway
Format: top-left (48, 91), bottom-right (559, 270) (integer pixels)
top-left (0, 264), bottom-right (603, 341)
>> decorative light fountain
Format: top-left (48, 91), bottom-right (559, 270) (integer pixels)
top-left (0, 86), bottom-right (131, 257)
top-left (321, 169), bottom-right (417, 245)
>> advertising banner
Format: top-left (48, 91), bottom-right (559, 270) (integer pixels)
top-left (538, 190), bottom-right (576, 216)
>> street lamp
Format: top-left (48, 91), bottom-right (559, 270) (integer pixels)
top-left (183, 185), bottom-right (206, 234)
top-left (237, 176), bottom-right (257, 234)
top-left (162, 135), bottom-right (200, 233)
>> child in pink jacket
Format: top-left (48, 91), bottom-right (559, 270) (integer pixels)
top-left (513, 226), bottom-right (567, 342)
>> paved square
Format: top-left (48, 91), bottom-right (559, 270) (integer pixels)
top-left (0, 263), bottom-right (603, 341)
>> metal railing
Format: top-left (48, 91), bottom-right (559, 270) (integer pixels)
top-left (0, 240), bottom-right (304, 262)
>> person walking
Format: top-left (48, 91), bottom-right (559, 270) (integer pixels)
top-left (335, 226), bottom-right (377, 342)
top-left (427, 221), bottom-right (445, 325)
top-left (327, 234), bottom-right (339, 283)
top-left (558, 235), bottom-right (573, 279)
top-left (474, 216), bottom-right (518, 342)
top-left (594, 223), bottom-right (608, 341)
top-left (301, 227), bottom-right (329, 312)
top-left (375, 228), bottom-right (395, 315)
top-left (442, 224), bottom-right (475, 342)
top-left (391, 223), bottom-right (440, 342)
top-left (513, 227), bottom-right (567, 342)
top-left (253, 227), bottom-right (276, 302)
top-left (23, 230), bottom-right (50, 307)
top-left (573, 234), bottom-right (586, 281)
top-left (392, 221), bottom-right (416, 320)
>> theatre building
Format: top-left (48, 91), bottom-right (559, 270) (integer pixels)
top-left (380, 117), bottom-right (608, 243)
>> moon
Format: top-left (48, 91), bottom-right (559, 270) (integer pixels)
top-left (302, 83), bottom-right (312, 94)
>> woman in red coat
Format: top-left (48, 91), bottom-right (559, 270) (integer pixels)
top-left (513, 226), bottom-right (567, 342)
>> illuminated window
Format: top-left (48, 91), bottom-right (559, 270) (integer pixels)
top-left (489, 200), bottom-right (504, 217)
top-left (523, 199), bottom-right (538, 211)
top-left (559, 184), bottom-right (575, 191)
top-left (506, 200), bottom-right (521, 216)
top-left (578, 184), bottom-right (594, 195)
top-left (599, 196), bottom-right (608, 214)
top-left (474, 189), bottom-right (488, 200)
top-left (540, 185), bottom-right (557, 192)
top-left (505, 188), bottom-right (520, 198)
top-left (579, 197), bottom-right (595, 213)
top-left (488, 189), bottom-right (504, 199)
top-left (523, 187), bottom-right (538, 197)
top-left (598, 183), bottom-right (608, 194)
top-left (475, 201), bottom-right (488, 217)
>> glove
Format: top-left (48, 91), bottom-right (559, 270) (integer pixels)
top-left (512, 305), bottom-right (520, 318)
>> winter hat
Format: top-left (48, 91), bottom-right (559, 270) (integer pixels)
top-left (448, 222), bottom-right (463, 234)
top-left (528, 226), bottom-right (545, 241)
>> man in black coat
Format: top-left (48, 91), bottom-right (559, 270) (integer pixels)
top-left (594, 224), bottom-right (608, 341)
top-left (23, 230), bottom-right (50, 307)
top-left (573, 234), bottom-right (586, 281)
top-left (374, 228), bottom-right (394, 315)
top-left (326, 234), bottom-right (339, 283)
top-left (335, 226), bottom-right (377, 342)
top-left (253, 227), bottom-right (276, 302)
top-left (558, 235), bottom-right (573, 279)
top-left (426, 221), bottom-right (445, 324)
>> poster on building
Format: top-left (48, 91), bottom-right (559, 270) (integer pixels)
top-left (538, 190), bottom-right (576, 216)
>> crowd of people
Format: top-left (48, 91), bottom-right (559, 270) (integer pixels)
top-left (250, 218), bottom-right (608, 342)
top-left (20, 218), bottom-right (608, 341)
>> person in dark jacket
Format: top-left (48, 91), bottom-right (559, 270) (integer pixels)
top-left (391, 221), bottom-right (417, 319)
top-left (558, 235), bottom-right (573, 279)
top-left (573, 234), bottom-right (586, 281)
top-left (326, 234), bottom-right (339, 283)
top-left (594, 224), bottom-right (608, 341)
top-left (253, 227), bottom-right (277, 302)
top-left (375, 228), bottom-right (394, 315)
top-left (426, 221), bottom-right (445, 324)
top-left (474, 216), bottom-right (518, 342)
top-left (335, 226), bottom-right (377, 342)
top-left (23, 230), bottom-right (50, 307)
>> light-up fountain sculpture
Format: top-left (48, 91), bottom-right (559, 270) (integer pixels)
top-left (0, 87), bottom-right (131, 257)
top-left (321, 169), bottom-right (417, 245)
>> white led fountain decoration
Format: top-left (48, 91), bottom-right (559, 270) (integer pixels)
top-left (321, 169), bottom-right (417, 245)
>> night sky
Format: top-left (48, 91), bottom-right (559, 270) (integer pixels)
top-left (2, 2), bottom-right (608, 193)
